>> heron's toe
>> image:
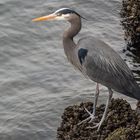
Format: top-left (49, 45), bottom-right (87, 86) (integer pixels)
top-left (77, 107), bottom-right (96, 126)
top-left (84, 107), bottom-right (96, 122)
top-left (86, 122), bottom-right (102, 131)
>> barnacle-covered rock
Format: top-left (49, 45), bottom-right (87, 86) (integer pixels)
top-left (57, 98), bottom-right (140, 140)
top-left (120, 0), bottom-right (140, 46)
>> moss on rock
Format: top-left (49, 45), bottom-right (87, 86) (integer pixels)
top-left (105, 127), bottom-right (134, 140)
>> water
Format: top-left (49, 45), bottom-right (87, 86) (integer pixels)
top-left (0, 0), bottom-right (139, 139)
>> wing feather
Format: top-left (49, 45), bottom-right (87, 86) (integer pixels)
top-left (77, 36), bottom-right (137, 97)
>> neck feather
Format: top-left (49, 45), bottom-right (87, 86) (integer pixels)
top-left (62, 17), bottom-right (81, 66)
top-left (63, 17), bottom-right (81, 44)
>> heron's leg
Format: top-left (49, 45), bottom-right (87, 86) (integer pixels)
top-left (88, 88), bottom-right (113, 131)
top-left (92, 83), bottom-right (99, 116)
top-left (88, 83), bottom-right (99, 122)
top-left (78, 83), bottom-right (99, 125)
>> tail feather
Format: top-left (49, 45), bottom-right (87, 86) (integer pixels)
top-left (133, 87), bottom-right (140, 100)
top-left (121, 84), bottom-right (140, 100)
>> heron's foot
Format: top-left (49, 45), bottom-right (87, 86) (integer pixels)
top-left (78, 107), bottom-right (96, 125)
top-left (87, 118), bottom-right (104, 131)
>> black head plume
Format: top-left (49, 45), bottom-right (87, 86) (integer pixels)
top-left (54, 8), bottom-right (87, 20)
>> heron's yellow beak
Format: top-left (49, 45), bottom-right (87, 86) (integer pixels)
top-left (32, 14), bottom-right (57, 22)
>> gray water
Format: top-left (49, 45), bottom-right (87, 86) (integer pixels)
top-left (0, 0), bottom-right (139, 140)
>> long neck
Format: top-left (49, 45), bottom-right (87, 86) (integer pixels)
top-left (63, 17), bottom-right (81, 49)
top-left (63, 17), bottom-right (81, 68)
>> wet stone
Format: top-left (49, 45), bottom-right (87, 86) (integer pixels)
top-left (120, 0), bottom-right (140, 46)
top-left (57, 98), bottom-right (140, 140)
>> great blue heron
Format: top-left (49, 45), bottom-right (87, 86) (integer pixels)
top-left (32, 8), bottom-right (140, 131)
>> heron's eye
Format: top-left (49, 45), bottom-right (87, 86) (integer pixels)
top-left (57, 13), bottom-right (62, 16)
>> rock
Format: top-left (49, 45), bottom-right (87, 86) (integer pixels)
top-left (105, 127), bottom-right (134, 140)
top-left (57, 98), bottom-right (140, 140)
top-left (120, 0), bottom-right (140, 46)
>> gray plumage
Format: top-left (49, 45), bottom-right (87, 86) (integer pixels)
top-left (61, 8), bottom-right (140, 100)
top-left (33, 8), bottom-right (140, 131)
top-left (78, 36), bottom-right (140, 99)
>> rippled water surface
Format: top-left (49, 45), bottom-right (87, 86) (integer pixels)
top-left (0, 0), bottom-right (139, 140)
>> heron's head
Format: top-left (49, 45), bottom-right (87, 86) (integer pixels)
top-left (32, 8), bottom-right (82, 22)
